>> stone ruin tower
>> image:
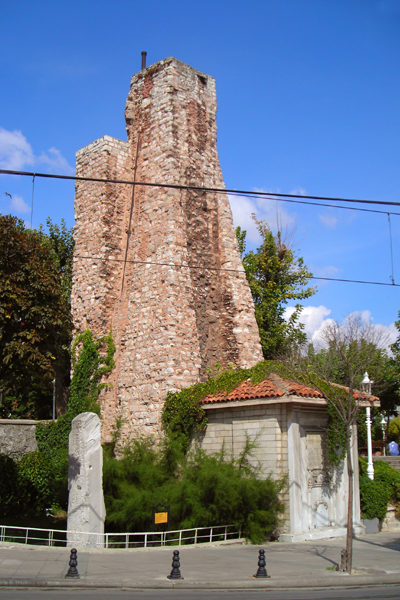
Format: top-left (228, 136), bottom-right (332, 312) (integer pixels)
top-left (72, 57), bottom-right (263, 443)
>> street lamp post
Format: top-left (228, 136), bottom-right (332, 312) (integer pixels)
top-left (361, 372), bottom-right (374, 480)
top-left (381, 415), bottom-right (387, 456)
top-left (52, 379), bottom-right (56, 421)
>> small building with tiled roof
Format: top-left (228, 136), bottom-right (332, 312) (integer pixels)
top-left (194, 373), bottom-right (380, 542)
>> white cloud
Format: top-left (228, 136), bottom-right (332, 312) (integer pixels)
top-left (327, 311), bottom-right (398, 351)
top-left (319, 213), bottom-right (338, 228)
top-left (284, 305), bottom-right (332, 342)
top-left (1, 193), bottom-right (30, 217)
top-left (10, 194), bottom-right (30, 214)
top-left (289, 187), bottom-right (307, 196)
top-left (0, 127), bottom-right (73, 175)
top-left (284, 305), bottom-right (398, 351)
top-left (312, 265), bottom-right (341, 277)
top-left (310, 265), bottom-right (341, 287)
top-left (37, 147), bottom-right (74, 175)
top-left (229, 189), bottom-right (296, 245)
top-left (0, 128), bottom-right (34, 170)
top-left (228, 194), bottom-right (264, 243)
top-left (362, 315), bottom-right (398, 349)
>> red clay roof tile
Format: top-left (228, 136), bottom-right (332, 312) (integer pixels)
top-left (201, 373), bottom-right (323, 404)
top-left (200, 373), bottom-right (379, 405)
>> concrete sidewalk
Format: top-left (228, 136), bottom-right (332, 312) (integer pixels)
top-left (0, 531), bottom-right (400, 589)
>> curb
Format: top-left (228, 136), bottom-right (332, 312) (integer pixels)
top-left (1, 573), bottom-right (400, 590)
top-left (0, 538), bottom-right (248, 553)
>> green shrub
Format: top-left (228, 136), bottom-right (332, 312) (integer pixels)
top-left (0, 454), bottom-right (20, 517)
top-left (359, 475), bottom-right (391, 520)
top-left (359, 458), bottom-right (400, 520)
top-left (104, 436), bottom-right (285, 543)
top-left (34, 329), bottom-right (116, 509)
top-left (388, 417), bottom-right (400, 444)
top-left (17, 451), bottom-right (54, 511)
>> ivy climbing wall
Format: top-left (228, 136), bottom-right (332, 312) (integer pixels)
top-left (72, 57), bottom-right (263, 443)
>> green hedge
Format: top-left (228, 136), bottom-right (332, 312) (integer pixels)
top-left (104, 436), bottom-right (286, 543)
top-left (0, 455), bottom-right (20, 516)
top-left (359, 458), bottom-right (400, 520)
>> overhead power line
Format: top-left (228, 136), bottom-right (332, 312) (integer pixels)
top-left (3, 168), bottom-right (398, 286)
top-left (2, 168), bottom-right (400, 215)
top-left (310, 276), bottom-right (398, 287)
top-left (74, 254), bottom-right (400, 287)
top-left (241, 192), bottom-right (400, 216)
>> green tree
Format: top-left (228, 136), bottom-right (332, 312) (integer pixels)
top-left (0, 214), bottom-right (73, 418)
top-left (41, 217), bottom-right (74, 415)
top-left (236, 217), bottom-right (316, 359)
top-left (309, 320), bottom-right (399, 444)
top-left (309, 334), bottom-right (397, 404)
top-left (41, 217), bottom-right (74, 303)
top-left (389, 311), bottom-right (400, 413)
top-left (104, 435), bottom-right (285, 543)
top-left (295, 313), bottom-right (391, 574)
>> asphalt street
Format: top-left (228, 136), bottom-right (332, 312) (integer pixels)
top-left (1, 530), bottom-right (400, 593)
top-left (1, 586), bottom-right (400, 600)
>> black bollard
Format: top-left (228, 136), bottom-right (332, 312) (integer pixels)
top-left (65, 548), bottom-right (80, 578)
top-left (167, 549), bottom-right (184, 580)
top-left (253, 548), bottom-right (270, 578)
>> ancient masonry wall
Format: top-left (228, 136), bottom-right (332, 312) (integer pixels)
top-left (0, 420), bottom-right (39, 460)
top-left (72, 57), bottom-right (263, 443)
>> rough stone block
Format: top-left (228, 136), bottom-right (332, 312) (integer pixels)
top-left (0, 420), bottom-right (38, 460)
top-left (67, 413), bottom-right (105, 548)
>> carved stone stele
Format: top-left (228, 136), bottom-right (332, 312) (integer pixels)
top-left (67, 412), bottom-right (105, 548)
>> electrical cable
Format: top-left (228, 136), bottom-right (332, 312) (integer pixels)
top-left (388, 213), bottom-right (395, 284)
top-left (2, 168), bottom-right (400, 212)
top-left (74, 254), bottom-right (400, 287)
top-left (3, 167), bottom-right (398, 287)
top-left (245, 192), bottom-right (400, 216)
top-left (121, 131), bottom-right (141, 294)
top-left (28, 174), bottom-right (35, 253)
top-left (30, 174), bottom-right (35, 229)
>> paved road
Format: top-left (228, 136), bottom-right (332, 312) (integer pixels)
top-left (1, 530), bottom-right (400, 591)
top-left (0, 587), bottom-right (400, 600)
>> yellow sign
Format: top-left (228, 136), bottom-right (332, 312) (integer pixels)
top-left (154, 512), bottom-right (168, 525)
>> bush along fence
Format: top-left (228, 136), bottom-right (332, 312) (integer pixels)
top-left (2, 353), bottom-right (286, 543)
top-left (359, 458), bottom-right (400, 523)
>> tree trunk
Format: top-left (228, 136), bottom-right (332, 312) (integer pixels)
top-left (345, 425), bottom-right (353, 574)
top-left (54, 363), bottom-right (69, 417)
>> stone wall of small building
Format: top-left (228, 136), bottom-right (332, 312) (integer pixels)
top-left (0, 420), bottom-right (38, 460)
top-left (71, 57), bottom-right (263, 444)
top-left (195, 403), bottom-right (290, 532)
top-left (196, 400), bottom-right (365, 541)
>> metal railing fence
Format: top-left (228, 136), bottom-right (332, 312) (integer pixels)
top-left (0, 524), bottom-right (241, 549)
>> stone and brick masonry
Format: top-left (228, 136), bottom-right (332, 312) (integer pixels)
top-left (72, 57), bottom-right (263, 443)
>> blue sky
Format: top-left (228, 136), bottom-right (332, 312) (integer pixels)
top-left (1, 0), bottom-right (400, 343)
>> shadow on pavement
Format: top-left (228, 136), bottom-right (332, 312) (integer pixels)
top-left (354, 535), bottom-right (400, 553)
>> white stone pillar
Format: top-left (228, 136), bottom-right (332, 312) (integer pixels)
top-left (366, 406), bottom-right (374, 480)
top-left (67, 412), bottom-right (105, 548)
